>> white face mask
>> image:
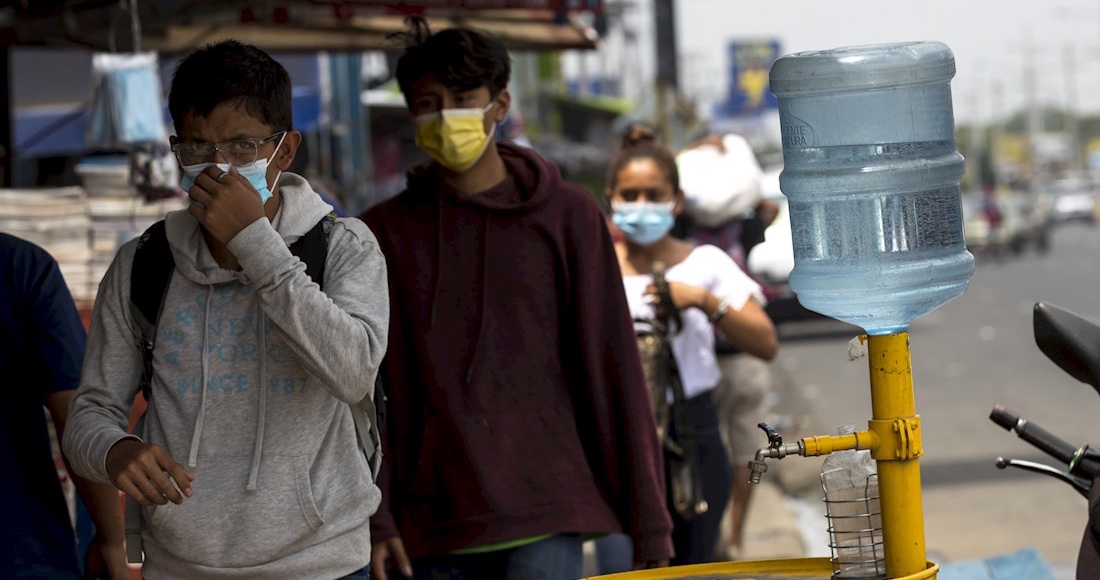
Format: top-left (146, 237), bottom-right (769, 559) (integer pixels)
top-left (179, 132), bottom-right (286, 203)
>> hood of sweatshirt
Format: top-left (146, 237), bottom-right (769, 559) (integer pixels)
top-left (404, 141), bottom-right (560, 214)
top-left (165, 172), bottom-right (334, 286)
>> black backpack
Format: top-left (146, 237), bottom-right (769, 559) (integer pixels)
top-left (128, 214), bottom-right (385, 476)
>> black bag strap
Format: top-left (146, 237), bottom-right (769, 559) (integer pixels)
top-left (653, 265), bottom-right (708, 518)
top-left (651, 261), bottom-right (682, 337)
top-left (664, 352), bottom-right (689, 453)
top-left (288, 212), bottom-right (336, 289)
top-left (131, 221), bottom-right (175, 402)
top-left (650, 261), bottom-right (689, 438)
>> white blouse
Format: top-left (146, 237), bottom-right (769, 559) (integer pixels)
top-left (623, 245), bottom-right (765, 400)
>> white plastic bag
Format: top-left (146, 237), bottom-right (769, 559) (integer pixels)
top-left (87, 52), bottom-right (167, 148)
top-left (676, 133), bottom-right (764, 228)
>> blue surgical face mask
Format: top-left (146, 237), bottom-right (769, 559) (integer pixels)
top-left (181, 161), bottom-right (226, 193)
top-left (611, 201), bottom-right (676, 246)
top-left (179, 133), bottom-right (286, 203)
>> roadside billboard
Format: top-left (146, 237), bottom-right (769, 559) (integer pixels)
top-left (717, 39), bottom-right (780, 118)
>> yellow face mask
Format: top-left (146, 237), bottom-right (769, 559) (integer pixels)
top-left (413, 103), bottom-right (495, 172)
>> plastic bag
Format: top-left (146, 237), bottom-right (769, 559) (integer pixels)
top-left (87, 52), bottom-right (167, 148)
top-left (676, 133), bottom-right (764, 228)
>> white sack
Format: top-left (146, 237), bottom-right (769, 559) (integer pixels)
top-left (676, 134), bottom-right (764, 228)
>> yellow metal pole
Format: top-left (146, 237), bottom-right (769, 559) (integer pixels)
top-left (867, 332), bottom-right (928, 578)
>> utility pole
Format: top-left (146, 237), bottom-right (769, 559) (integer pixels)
top-left (969, 87), bottom-right (983, 190)
top-left (327, 53), bottom-right (370, 215)
top-left (1023, 36), bottom-right (1042, 185)
top-left (0, 48), bottom-right (10, 187)
top-left (1063, 43), bottom-right (1079, 175)
top-left (990, 78), bottom-right (1004, 189)
top-left (653, 0), bottom-right (678, 147)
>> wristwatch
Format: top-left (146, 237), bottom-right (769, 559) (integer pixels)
top-left (708, 296), bottom-right (732, 324)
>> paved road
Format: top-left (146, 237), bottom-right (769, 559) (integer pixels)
top-left (761, 221), bottom-right (1100, 572)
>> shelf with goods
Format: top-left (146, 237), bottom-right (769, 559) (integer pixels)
top-left (77, 158), bottom-right (187, 308)
top-left (0, 186), bottom-right (95, 304)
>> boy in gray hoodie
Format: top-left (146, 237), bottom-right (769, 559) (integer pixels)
top-left (62, 40), bottom-right (389, 579)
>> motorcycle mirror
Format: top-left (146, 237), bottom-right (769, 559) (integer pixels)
top-left (1033, 302), bottom-right (1100, 395)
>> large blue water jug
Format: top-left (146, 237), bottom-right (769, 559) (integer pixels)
top-left (769, 41), bottom-right (975, 335)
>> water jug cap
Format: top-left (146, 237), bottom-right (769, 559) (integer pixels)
top-left (769, 41), bottom-right (956, 96)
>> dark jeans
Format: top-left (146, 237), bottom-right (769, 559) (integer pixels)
top-left (411, 534), bottom-right (584, 580)
top-left (592, 532), bottom-right (633, 575)
top-left (592, 390), bottom-right (732, 571)
top-left (336, 565), bottom-right (370, 580)
top-left (668, 390), bottom-right (732, 565)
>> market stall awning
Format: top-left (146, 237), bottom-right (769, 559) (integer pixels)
top-left (146, 10), bottom-right (598, 53)
top-left (12, 86), bottom-right (322, 158)
top-left (1, 1), bottom-right (602, 52)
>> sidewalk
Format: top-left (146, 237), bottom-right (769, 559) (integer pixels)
top-left (725, 478), bottom-right (818, 561)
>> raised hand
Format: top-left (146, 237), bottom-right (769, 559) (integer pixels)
top-left (186, 165), bottom-right (267, 245)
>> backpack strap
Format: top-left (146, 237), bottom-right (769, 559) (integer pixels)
top-left (130, 221), bottom-right (175, 402)
top-left (352, 382), bottom-right (385, 480)
top-left (295, 213), bottom-right (385, 479)
top-left (289, 212), bottom-right (336, 290)
top-left (124, 220), bottom-right (174, 564)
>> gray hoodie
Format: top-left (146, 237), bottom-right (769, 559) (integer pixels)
top-left (63, 173), bottom-right (388, 579)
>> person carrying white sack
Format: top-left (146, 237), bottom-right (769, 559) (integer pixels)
top-left (675, 130), bottom-right (780, 560)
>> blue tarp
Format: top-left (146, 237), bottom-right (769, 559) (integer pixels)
top-left (12, 85), bottom-right (322, 159)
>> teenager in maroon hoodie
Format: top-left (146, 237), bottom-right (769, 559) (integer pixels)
top-left (360, 19), bottom-right (674, 580)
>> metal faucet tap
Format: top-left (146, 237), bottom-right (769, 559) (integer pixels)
top-left (748, 422), bottom-right (805, 484)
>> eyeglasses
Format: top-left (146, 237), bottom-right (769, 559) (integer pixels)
top-left (171, 131), bottom-right (286, 166)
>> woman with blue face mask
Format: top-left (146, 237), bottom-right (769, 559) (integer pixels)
top-left (595, 144), bottom-right (779, 571)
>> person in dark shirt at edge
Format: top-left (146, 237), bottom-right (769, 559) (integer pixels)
top-left (1, 232), bottom-right (128, 579)
top-left (360, 17), bottom-right (674, 580)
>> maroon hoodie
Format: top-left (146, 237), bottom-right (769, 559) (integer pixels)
top-left (361, 142), bottom-right (674, 562)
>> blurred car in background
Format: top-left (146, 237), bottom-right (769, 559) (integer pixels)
top-left (745, 166), bottom-right (822, 323)
top-left (1048, 177), bottom-right (1097, 224)
top-left (963, 190), bottom-right (1051, 256)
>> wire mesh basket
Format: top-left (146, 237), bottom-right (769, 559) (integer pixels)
top-left (821, 471), bottom-right (885, 579)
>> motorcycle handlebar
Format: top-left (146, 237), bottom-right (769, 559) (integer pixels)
top-left (989, 404), bottom-right (1096, 475)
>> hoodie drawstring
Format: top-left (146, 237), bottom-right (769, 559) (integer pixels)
top-left (247, 299), bottom-right (268, 491)
top-left (187, 286), bottom-right (214, 468)
top-left (185, 287), bottom-right (268, 491)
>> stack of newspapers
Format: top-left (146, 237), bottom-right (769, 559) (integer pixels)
top-left (0, 186), bottom-right (94, 301)
top-left (0, 159), bottom-right (185, 304)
